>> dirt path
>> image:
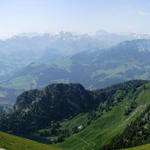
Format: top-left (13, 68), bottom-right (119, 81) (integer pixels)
top-left (72, 134), bottom-right (95, 150)
top-left (125, 105), bottom-right (143, 122)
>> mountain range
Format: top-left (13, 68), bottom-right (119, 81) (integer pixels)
top-left (0, 30), bottom-right (149, 80)
top-left (1, 39), bottom-right (150, 106)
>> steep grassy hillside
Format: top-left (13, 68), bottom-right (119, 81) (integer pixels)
top-left (57, 81), bottom-right (150, 150)
top-left (102, 92), bottom-right (150, 149)
top-left (0, 131), bottom-right (63, 150)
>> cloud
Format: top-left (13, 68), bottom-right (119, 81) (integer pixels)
top-left (138, 11), bottom-right (150, 16)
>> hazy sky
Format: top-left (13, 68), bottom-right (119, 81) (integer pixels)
top-left (0, 0), bottom-right (150, 38)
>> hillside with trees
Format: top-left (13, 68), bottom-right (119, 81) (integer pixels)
top-left (1, 80), bottom-right (150, 149)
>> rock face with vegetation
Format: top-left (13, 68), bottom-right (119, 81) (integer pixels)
top-left (0, 83), bottom-right (95, 133)
top-left (14, 83), bottom-right (94, 112)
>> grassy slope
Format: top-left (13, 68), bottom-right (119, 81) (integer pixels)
top-left (0, 132), bottom-right (63, 150)
top-left (57, 82), bottom-right (150, 150)
top-left (124, 144), bottom-right (150, 150)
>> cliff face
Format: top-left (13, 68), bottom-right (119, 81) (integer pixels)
top-left (14, 89), bottom-right (39, 111)
top-left (14, 83), bottom-right (94, 112)
top-left (11, 83), bottom-right (94, 132)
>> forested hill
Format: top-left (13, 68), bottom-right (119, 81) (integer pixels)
top-left (1, 80), bottom-right (150, 150)
top-left (101, 103), bottom-right (150, 149)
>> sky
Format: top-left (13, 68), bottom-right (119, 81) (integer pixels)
top-left (0, 0), bottom-right (150, 38)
